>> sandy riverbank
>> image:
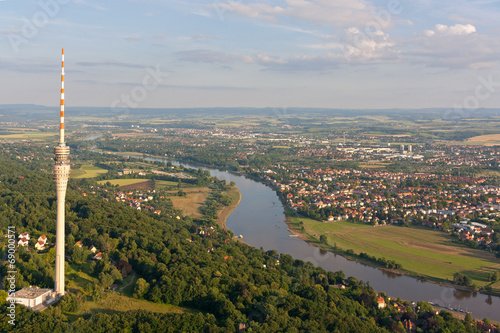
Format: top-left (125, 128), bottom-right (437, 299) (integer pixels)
top-left (215, 186), bottom-right (242, 230)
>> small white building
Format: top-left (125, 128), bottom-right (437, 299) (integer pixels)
top-left (35, 241), bottom-right (45, 251)
top-left (7, 288), bottom-right (53, 309)
top-left (38, 235), bottom-right (47, 244)
top-left (18, 238), bottom-right (29, 247)
top-left (377, 296), bottom-right (386, 309)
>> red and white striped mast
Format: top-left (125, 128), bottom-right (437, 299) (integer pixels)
top-left (59, 47), bottom-right (65, 144)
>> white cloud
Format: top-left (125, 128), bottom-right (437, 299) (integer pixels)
top-left (285, 0), bottom-right (376, 27)
top-left (177, 37), bottom-right (399, 73)
top-left (340, 27), bottom-right (397, 62)
top-left (425, 23), bottom-right (476, 36)
top-left (215, 2), bottom-right (285, 21)
top-left (406, 23), bottom-right (499, 69)
top-left (411, 0), bottom-right (500, 27)
top-left (76, 61), bottom-right (145, 69)
top-left (265, 23), bottom-right (326, 37)
top-left (215, 0), bottom-right (378, 27)
top-left (303, 25), bottom-right (399, 65)
top-left (74, 0), bottom-right (107, 11)
top-left (191, 34), bottom-right (218, 41)
top-left (191, 11), bottom-right (212, 18)
top-left (255, 54), bottom-right (287, 64)
top-left (176, 49), bottom-right (255, 64)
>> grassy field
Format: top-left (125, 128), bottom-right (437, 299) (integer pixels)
top-left (289, 216), bottom-right (500, 289)
top-left (98, 178), bottom-right (151, 186)
top-left (168, 187), bottom-right (211, 218)
top-left (359, 162), bottom-right (391, 169)
top-left (155, 180), bottom-right (180, 188)
top-left (0, 130), bottom-right (57, 141)
top-left (67, 262), bottom-right (98, 292)
top-left (467, 134), bottom-right (500, 145)
top-left (72, 165), bottom-right (108, 179)
top-left (477, 170), bottom-right (500, 177)
top-left (72, 291), bottom-right (189, 317)
top-left (65, 262), bottom-right (191, 322)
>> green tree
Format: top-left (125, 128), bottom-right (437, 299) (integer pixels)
top-left (320, 234), bottom-right (328, 244)
top-left (0, 290), bottom-right (7, 307)
top-left (91, 284), bottom-right (103, 302)
top-left (464, 312), bottom-right (474, 326)
top-left (46, 247), bottom-right (56, 264)
top-left (72, 245), bottom-right (89, 263)
top-left (417, 301), bottom-right (433, 314)
top-left (453, 272), bottom-right (471, 287)
top-left (133, 278), bottom-right (150, 298)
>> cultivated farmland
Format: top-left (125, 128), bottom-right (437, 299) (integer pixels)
top-left (297, 218), bottom-right (500, 289)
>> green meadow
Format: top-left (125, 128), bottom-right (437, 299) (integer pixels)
top-left (97, 178), bottom-right (151, 186)
top-left (72, 164), bottom-right (108, 178)
top-left (64, 263), bottom-right (190, 322)
top-left (289, 216), bottom-right (500, 290)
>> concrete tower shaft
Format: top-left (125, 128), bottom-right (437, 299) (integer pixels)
top-left (53, 48), bottom-right (70, 296)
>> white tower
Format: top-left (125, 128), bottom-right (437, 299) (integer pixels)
top-left (53, 48), bottom-right (70, 296)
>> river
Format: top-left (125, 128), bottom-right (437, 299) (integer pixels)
top-left (205, 167), bottom-right (500, 322)
top-left (102, 151), bottom-right (500, 321)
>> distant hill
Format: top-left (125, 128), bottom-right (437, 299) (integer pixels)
top-left (1, 104), bottom-right (499, 122)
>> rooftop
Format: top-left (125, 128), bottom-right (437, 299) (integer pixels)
top-left (10, 288), bottom-right (52, 299)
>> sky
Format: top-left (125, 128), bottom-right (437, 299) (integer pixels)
top-left (1, 0), bottom-right (500, 111)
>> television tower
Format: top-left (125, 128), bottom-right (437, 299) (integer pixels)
top-left (53, 48), bottom-right (70, 296)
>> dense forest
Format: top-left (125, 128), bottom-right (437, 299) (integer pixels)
top-left (0, 146), bottom-right (493, 332)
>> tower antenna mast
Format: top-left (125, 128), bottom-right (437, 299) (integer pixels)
top-left (59, 48), bottom-right (65, 144)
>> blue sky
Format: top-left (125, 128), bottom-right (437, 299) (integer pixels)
top-left (1, 0), bottom-right (500, 110)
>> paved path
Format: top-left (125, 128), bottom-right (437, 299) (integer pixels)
top-left (118, 271), bottom-right (136, 292)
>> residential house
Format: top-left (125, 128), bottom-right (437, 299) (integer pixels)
top-left (18, 238), bottom-right (29, 247)
top-left (403, 319), bottom-right (416, 332)
top-left (377, 296), bottom-right (386, 309)
top-left (35, 241), bottom-right (45, 251)
top-left (18, 232), bottom-right (30, 241)
top-left (37, 235), bottom-right (47, 244)
top-left (476, 320), bottom-right (498, 333)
